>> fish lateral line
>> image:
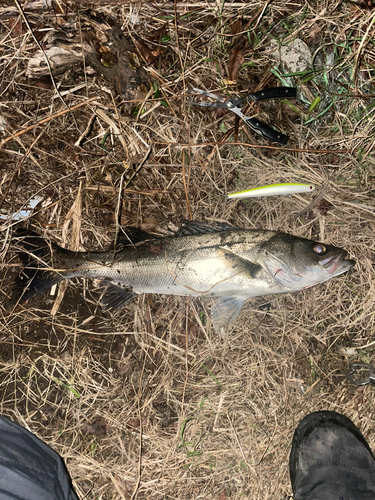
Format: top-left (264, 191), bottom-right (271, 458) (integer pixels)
top-left (163, 249), bottom-right (245, 295)
top-left (12, 223), bottom-right (355, 334)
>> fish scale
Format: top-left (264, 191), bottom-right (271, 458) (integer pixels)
top-left (13, 221), bottom-right (354, 334)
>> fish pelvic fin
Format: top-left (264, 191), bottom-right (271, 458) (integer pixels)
top-left (13, 230), bottom-right (69, 303)
top-left (99, 281), bottom-right (136, 310)
top-left (211, 296), bottom-right (248, 336)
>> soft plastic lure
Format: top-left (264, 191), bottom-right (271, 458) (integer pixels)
top-left (228, 183), bottom-right (315, 199)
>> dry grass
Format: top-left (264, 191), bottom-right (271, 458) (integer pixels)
top-left (1, 1), bottom-right (375, 498)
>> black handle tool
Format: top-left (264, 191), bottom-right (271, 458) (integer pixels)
top-left (190, 87), bottom-right (297, 145)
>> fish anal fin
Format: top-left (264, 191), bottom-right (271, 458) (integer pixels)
top-left (219, 249), bottom-right (262, 278)
top-left (99, 281), bottom-right (136, 310)
top-left (211, 296), bottom-right (248, 336)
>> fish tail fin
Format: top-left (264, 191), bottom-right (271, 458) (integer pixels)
top-left (12, 229), bottom-right (70, 304)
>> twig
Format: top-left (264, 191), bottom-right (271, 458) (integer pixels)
top-left (14, 0), bottom-right (73, 112)
top-left (123, 148), bottom-right (152, 191)
top-left (0, 97), bottom-right (98, 150)
top-left (352, 10), bottom-right (375, 83)
top-left (113, 172), bottom-right (125, 258)
top-left (74, 114), bottom-right (96, 147)
top-left (182, 150), bottom-right (192, 220)
top-left (129, 353), bottom-right (147, 500)
top-left (0, 128), bottom-right (48, 211)
top-left (153, 140), bottom-right (350, 155)
top-left (293, 185), bottom-right (329, 218)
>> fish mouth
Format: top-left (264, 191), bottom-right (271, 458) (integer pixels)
top-left (321, 251), bottom-right (355, 275)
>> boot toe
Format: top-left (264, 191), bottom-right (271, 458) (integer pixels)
top-left (290, 411), bottom-right (375, 500)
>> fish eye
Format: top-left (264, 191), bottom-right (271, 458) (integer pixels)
top-left (313, 244), bottom-right (326, 255)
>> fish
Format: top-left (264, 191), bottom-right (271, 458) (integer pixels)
top-left (228, 183), bottom-right (315, 199)
top-left (12, 220), bottom-right (355, 334)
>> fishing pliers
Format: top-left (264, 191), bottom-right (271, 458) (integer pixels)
top-left (347, 362), bottom-right (375, 386)
top-left (190, 86), bottom-right (297, 145)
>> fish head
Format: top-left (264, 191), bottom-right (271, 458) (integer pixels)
top-left (257, 233), bottom-right (355, 290)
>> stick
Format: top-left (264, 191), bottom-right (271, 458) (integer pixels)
top-left (0, 97), bottom-right (98, 150)
top-left (153, 140), bottom-right (349, 155)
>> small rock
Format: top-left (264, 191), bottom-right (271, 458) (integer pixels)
top-left (270, 38), bottom-right (312, 73)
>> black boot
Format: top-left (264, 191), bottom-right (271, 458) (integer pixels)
top-left (290, 411), bottom-right (375, 500)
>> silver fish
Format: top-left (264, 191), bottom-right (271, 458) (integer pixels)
top-left (13, 221), bottom-right (354, 333)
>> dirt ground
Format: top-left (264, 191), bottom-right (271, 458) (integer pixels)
top-left (1, 1), bottom-right (375, 498)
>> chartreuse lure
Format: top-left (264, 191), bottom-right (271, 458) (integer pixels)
top-left (228, 183), bottom-right (315, 199)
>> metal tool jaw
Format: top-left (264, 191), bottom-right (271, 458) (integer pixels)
top-left (190, 87), bottom-right (297, 145)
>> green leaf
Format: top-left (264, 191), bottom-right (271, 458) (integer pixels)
top-left (308, 96), bottom-right (321, 113)
top-left (202, 361), bottom-right (222, 388)
top-left (282, 100), bottom-right (302, 116)
top-left (52, 377), bottom-right (81, 398)
top-left (180, 417), bottom-right (192, 440)
top-left (187, 450), bottom-right (203, 457)
top-left (219, 123), bottom-right (227, 133)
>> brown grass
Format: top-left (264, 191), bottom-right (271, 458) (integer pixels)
top-left (1, 1), bottom-right (375, 498)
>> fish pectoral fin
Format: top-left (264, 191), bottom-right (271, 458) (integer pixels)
top-left (219, 249), bottom-right (262, 278)
top-left (211, 296), bottom-right (248, 336)
top-left (99, 281), bottom-right (136, 310)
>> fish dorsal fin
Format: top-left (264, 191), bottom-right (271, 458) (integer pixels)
top-left (116, 227), bottom-right (158, 246)
top-left (211, 296), bottom-right (248, 336)
top-left (99, 281), bottom-right (136, 310)
top-left (177, 220), bottom-right (234, 236)
top-left (116, 221), bottom-right (234, 243)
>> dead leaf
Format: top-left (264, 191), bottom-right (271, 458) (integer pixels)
top-left (140, 217), bottom-right (160, 230)
top-left (33, 77), bottom-right (53, 89)
top-left (317, 198), bottom-right (333, 216)
top-left (228, 48), bottom-right (244, 82)
top-left (227, 17), bottom-right (249, 82)
top-left (350, 0), bottom-right (375, 9)
top-left (134, 39), bottom-right (159, 64)
top-left (56, 17), bottom-right (67, 26)
top-left (81, 418), bottom-right (108, 437)
top-left (151, 48), bottom-right (162, 57)
top-left (54, 1), bottom-right (68, 14)
top-left (230, 18), bottom-right (243, 35)
top-left (127, 418), bottom-right (140, 429)
top-left (51, 182), bottom-right (83, 316)
top-left (8, 18), bottom-right (25, 36)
